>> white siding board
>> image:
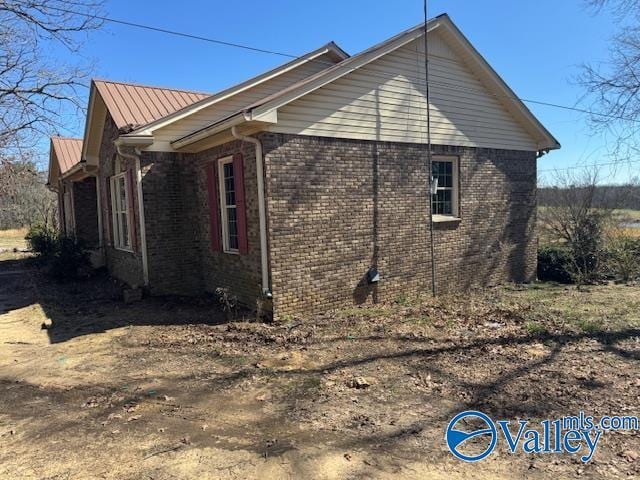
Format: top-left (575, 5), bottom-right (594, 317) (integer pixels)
top-left (280, 108), bottom-right (533, 141)
top-left (268, 33), bottom-right (539, 151)
top-left (288, 83), bottom-right (536, 130)
top-left (287, 95), bottom-right (531, 130)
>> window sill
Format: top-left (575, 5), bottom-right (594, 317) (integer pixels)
top-left (223, 249), bottom-right (240, 255)
top-left (432, 215), bottom-right (461, 224)
top-left (113, 246), bottom-right (134, 254)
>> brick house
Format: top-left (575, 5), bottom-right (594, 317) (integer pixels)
top-left (47, 14), bottom-right (559, 319)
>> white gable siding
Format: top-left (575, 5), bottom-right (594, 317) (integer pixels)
top-left (266, 32), bottom-right (538, 151)
top-left (149, 52), bottom-right (341, 150)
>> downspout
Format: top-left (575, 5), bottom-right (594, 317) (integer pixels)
top-left (230, 126), bottom-right (271, 297)
top-left (115, 143), bottom-right (150, 288)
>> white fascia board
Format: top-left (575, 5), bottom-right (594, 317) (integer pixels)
top-left (80, 86), bottom-right (96, 161)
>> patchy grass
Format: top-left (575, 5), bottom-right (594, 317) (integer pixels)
top-left (500, 282), bottom-right (640, 332)
top-left (576, 318), bottom-right (604, 333)
top-left (524, 320), bottom-right (548, 335)
top-left (337, 304), bottom-right (392, 319)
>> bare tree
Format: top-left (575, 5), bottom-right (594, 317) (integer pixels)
top-left (581, 0), bottom-right (640, 159)
top-left (0, 0), bottom-right (103, 154)
top-left (0, 153), bottom-right (56, 229)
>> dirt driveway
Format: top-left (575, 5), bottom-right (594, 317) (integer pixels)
top-left (0, 256), bottom-right (639, 479)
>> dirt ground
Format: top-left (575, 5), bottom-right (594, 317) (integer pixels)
top-left (0, 253), bottom-right (639, 479)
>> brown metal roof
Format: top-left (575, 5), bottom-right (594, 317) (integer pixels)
top-left (51, 137), bottom-right (83, 174)
top-left (93, 79), bottom-right (210, 130)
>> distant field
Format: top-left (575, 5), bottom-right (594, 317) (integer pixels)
top-left (613, 208), bottom-right (640, 221)
top-left (538, 207), bottom-right (640, 244)
top-left (0, 228), bottom-right (28, 250)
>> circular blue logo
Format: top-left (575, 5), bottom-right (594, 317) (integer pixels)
top-left (446, 410), bottom-right (497, 462)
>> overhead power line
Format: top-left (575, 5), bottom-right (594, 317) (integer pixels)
top-left (42, 3), bottom-right (640, 125)
top-left (538, 158), bottom-right (640, 173)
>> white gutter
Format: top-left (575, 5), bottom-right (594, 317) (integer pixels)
top-left (231, 126), bottom-right (271, 296)
top-left (114, 140), bottom-right (151, 288)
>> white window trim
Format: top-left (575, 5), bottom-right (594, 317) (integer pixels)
top-left (431, 155), bottom-right (460, 221)
top-left (110, 171), bottom-right (133, 252)
top-left (218, 156), bottom-right (239, 255)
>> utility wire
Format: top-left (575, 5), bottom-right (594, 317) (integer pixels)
top-left (538, 158), bottom-right (640, 173)
top-left (41, 3), bottom-right (640, 175)
top-left (41, 3), bottom-right (640, 125)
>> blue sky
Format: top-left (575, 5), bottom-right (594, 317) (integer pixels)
top-left (52, 0), bottom-right (632, 183)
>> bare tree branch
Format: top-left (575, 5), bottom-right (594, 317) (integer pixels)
top-left (0, 0), bottom-right (103, 153)
top-left (581, 0), bottom-right (640, 160)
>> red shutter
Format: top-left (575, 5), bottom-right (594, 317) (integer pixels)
top-left (206, 163), bottom-right (222, 251)
top-left (127, 168), bottom-right (138, 251)
top-left (233, 153), bottom-right (248, 254)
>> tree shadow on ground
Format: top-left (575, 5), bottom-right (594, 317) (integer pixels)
top-left (1, 304), bottom-right (638, 479)
top-left (0, 264), bottom-right (235, 343)
top-left (0, 257), bottom-right (36, 314)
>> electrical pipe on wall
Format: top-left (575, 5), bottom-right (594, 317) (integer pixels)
top-left (230, 126), bottom-right (271, 296)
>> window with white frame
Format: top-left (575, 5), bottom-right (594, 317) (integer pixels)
top-left (431, 157), bottom-right (459, 218)
top-left (218, 157), bottom-right (239, 253)
top-left (110, 159), bottom-right (131, 250)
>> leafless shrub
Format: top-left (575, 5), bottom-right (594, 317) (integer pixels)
top-left (539, 169), bottom-right (617, 284)
top-left (215, 287), bottom-right (238, 319)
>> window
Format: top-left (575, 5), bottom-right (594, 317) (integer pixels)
top-left (431, 157), bottom-right (459, 218)
top-left (218, 157), bottom-right (239, 253)
top-left (110, 168), bottom-right (131, 251)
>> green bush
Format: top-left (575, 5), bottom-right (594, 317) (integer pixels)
top-left (25, 224), bottom-right (58, 257)
top-left (50, 236), bottom-right (90, 281)
top-left (538, 246), bottom-right (573, 283)
top-left (25, 225), bottom-right (90, 280)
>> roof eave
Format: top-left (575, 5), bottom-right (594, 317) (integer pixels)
top-left (171, 110), bottom-right (278, 150)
